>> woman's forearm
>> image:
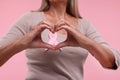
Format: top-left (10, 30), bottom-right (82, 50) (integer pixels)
top-left (0, 39), bottom-right (27, 67)
top-left (0, 21), bottom-right (56, 67)
top-left (86, 40), bottom-right (115, 68)
top-left (75, 31), bottom-right (115, 68)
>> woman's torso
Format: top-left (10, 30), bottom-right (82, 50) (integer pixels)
top-left (25, 11), bottom-right (89, 80)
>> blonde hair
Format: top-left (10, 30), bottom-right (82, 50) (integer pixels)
top-left (34, 0), bottom-right (82, 19)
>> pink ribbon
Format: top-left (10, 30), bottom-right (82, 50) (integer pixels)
top-left (45, 32), bottom-right (62, 52)
top-left (48, 32), bottom-right (58, 45)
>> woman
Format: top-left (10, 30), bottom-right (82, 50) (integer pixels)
top-left (0, 0), bottom-right (120, 80)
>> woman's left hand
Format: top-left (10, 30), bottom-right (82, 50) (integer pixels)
top-left (54, 20), bottom-right (117, 69)
top-left (54, 20), bottom-right (91, 50)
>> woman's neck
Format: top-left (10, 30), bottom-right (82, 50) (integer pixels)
top-left (48, 2), bottom-right (67, 19)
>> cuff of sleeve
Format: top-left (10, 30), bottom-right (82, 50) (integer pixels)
top-left (102, 44), bottom-right (120, 69)
top-left (110, 48), bottom-right (120, 69)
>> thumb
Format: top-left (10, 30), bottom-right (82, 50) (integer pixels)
top-left (55, 41), bottom-right (68, 50)
top-left (42, 42), bottom-right (55, 50)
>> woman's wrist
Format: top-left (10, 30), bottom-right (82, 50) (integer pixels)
top-left (84, 39), bottom-right (102, 51)
top-left (14, 39), bottom-right (28, 52)
top-left (75, 32), bottom-right (95, 50)
top-left (80, 37), bottom-right (96, 51)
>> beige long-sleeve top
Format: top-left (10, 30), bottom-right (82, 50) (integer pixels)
top-left (0, 12), bottom-right (120, 80)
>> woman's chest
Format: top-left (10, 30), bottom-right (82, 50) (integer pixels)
top-left (25, 30), bottom-right (89, 63)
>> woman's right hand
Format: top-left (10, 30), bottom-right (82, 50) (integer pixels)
top-left (17, 21), bottom-right (55, 50)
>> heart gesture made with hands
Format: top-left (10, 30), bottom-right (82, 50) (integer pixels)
top-left (27, 19), bottom-right (82, 52)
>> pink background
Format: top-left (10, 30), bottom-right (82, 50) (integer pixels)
top-left (0, 0), bottom-right (120, 80)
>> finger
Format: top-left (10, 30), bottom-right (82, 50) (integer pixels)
top-left (40, 24), bottom-right (51, 30)
top-left (30, 24), bottom-right (48, 35)
top-left (44, 48), bottom-right (49, 53)
top-left (57, 20), bottom-right (71, 27)
top-left (56, 24), bottom-right (72, 33)
top-left (62, 20), bottom-right (73, 27)
top-left (33, 24), bottom-right (52, 37)
top-left (35, 21), bottom-right (52, 31)
top-left (28, 27), bottom-right (41, 39)
top-left (54, 25), bottom-right (64, 32)
top-left (55, 41), bottom-right (68, 50)
top-left (41, 20), bottom-right (53, 28)
top-left (42, 42), bottom-right (55, 50)
top-left (38, 20), bottom-right (50, 26)
top-left (55, 20), bottom-right (73, 32)
top-left (35, 25), bottom-right (53, 41)
top-left (54, 23), bottom-right (67, 31)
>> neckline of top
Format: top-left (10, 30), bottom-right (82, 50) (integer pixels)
top-left (40, 11), bottom-right (84, 35)
top-left (41, 11), bottom-right (81, 25)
